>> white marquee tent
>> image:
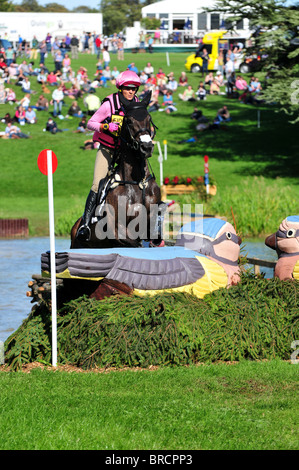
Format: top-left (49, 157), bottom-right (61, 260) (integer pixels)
top-left (141, 0), bottom-right (250, 38)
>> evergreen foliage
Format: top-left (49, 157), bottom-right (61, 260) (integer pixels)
top-left (5, 273), bottom-right (298, 370)
top-left (207, 0), bottom-right (299, 121)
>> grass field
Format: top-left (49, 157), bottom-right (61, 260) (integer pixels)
top-left (0, 360), bottom-right (297, 450)
top-left (0, 50), bottom-right (298, 236)
top-left (1, 51), bottom-right (298, 451)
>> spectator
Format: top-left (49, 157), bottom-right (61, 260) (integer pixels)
top-left (52, 37), bottom-right (61, 56)
top-left (25, 106), bottom-right (37, 124)
top-left (94, 34), bottom-right (102, 59)
top-left (62, 53), bottom-right (71, 71)
top-left (15, 106), bottom-right (26, 125)
top-left (0, 84), bottom-right (6, 104)
top-left (178, 72), bottom-right (188, 86)
top-left (215, 71), bottom-right (224, 86)
top-left (5, 46), bottom-right (14, 67)
top-left (37, 68), bottom-right (48, 84)
top-left (47, 71), bottom-right (58, 86)
top-left (7, 63), bottom-right (19, 82)
top-left (216, 105), bottom-right (231, 123)
top-left (148, 91), bottom-right (160, 112)
top-left (32, 94), bottom-right (49, 111)
top-left (235, 75), bottom-right (248, 91)
top-left (226, 72), bottom-right (236, 95)
top-left (210, 78), bottom-right (220, 95)
top-left (139, 70), bottom-right (148, 85)
top-left (30, 36), bottom-right (39, 60)
top-left (45, 117), bottom-right (62, 133)
top-left (156, 67), bottom-right (166, 83)
top-left (73, 116), bottom-right (87, 133)
top-left (45, 33), bottom-right (52, 54)
top-left (117, 36), bottom-right (124, 61)
top-left (148, 34), bottom-right (154, 53)
top-left (65, 33), bottom-right (71, 51)
top-left (166, 76), bottom-right (178, 93)
top-left (83, 93), bottom-right (100, 115)
top-left (179, 85), bottom-right (196, 101)
top-left (51, 85), bottom-right (64, 117)
top-left (19, 93), bottom-right (31, 109)
top-left (5, 122), bottom-right (29, 138)
top-left (201, 48), bottom-right (210, 76)
top-left (195, 82), bottom-right (207, 100)
top-left (102, 47), bottom-right (110, 68)
top-left (21, 76), bottom-right (35, 94)
top-left (111, 66), bottom-right (120, 84)
top-left (39, 40), bottom-right (47, 65)
top-left (224, 57), bottom-right (234, 80)
top-left (6, 88), bottom-right (16, 104)
top-left (18, 60), bottom-right (30, 77)
top-left (60, 38), bottom-right (68, 58)
top-left (64, 82), bottom-right (82, 99)
top-left (102, 66), bottom-right (112, 82)
top-left (218, 49), bottom-right (224, 74)
top-left (70, 35), bottom-right (79, 59)
top-left (204, 72), bottom-right (214, 88)
top-left (54, 50), bottom-right (63, 72)
top-left (81, 76), bottom-right (95, 94)
top-left (128, 62), bottom-right (139, 74)
top-left (144, 62), bottom-right (154, 75)
top-left (139, 31), bottom-right (146, 49)
top-left (67, 100), bottom-right (83, 118)
top-left (250, 77), bottom-right (262, 94)
top-left (161, 91), bottom-right (177, 114)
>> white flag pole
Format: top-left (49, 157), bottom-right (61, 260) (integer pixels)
top-left (163, 139), bottom-right (167, 161)
top-left (47, 150), bottom-right (57, 367)
top-left (166, 52), bottom-right (170, 67)
top-left (156, 141), bottom-right (164, 186)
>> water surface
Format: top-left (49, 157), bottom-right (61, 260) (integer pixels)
top-left (0, 238), bottom-right (277, 343)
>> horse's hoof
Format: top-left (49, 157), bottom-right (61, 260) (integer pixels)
top-left (150, 239), bottom-right (165, 247)
top-left (76, 225), bottom-right (91, 242)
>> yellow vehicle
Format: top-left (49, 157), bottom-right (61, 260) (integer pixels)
top-left (185, 30), bottom-right (228, 73)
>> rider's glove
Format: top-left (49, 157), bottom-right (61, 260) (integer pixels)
top-left (108, 122), bottom-right (119, 133)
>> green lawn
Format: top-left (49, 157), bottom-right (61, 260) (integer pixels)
top-left (0, 360), bottom-right (297, 450)
top-left (0, 51), bottom-right (298, 236)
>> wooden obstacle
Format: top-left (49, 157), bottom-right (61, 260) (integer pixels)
top-left (0, 219), bottom-right (29, 238)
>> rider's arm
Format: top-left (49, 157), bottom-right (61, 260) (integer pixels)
top-left (86, 100), bottom-right (111, 133)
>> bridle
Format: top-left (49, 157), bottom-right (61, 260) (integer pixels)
top-left (112, 106), bottom-right (158, 205)
top-left (120, 108), bottom-right (157, 153)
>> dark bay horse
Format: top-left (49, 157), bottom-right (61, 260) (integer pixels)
top-left (71, 92), bottom-right (165, 249)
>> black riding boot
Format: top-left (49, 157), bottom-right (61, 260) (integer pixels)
top-left (76, 190), bottom-right (98, 241)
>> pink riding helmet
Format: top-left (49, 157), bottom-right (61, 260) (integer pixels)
top-left (116, 70), bottom-right (141, 89)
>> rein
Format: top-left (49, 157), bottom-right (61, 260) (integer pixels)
top-left (109, 112), bottom-right (157, 206)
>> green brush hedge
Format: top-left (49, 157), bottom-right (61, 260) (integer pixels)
top-left (4, 274), bottom-right (298, 370)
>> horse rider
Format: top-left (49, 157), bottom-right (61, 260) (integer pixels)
top-left (76, 70), bottom-right (141, 241)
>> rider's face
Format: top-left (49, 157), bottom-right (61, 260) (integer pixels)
top-left (121, 86), bottom-right (137, 100)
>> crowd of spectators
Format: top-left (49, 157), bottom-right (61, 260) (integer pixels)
top-left (0, 29), bottom-right (264, 143)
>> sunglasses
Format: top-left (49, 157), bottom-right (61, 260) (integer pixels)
top-left (122, 86), bottom-right (138, 91)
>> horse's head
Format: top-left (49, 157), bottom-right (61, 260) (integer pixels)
top-left (121, 92), bottom-right (156, 159)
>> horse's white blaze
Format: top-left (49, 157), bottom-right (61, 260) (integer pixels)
top-left (140, 134), bottom-right (152, 143)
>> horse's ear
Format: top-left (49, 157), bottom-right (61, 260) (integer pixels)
top-left (141, 90), bottom-right (152, 108)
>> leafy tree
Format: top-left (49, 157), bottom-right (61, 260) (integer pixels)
top-left (141, 17), bottom-right (161, 30)
top-left (14, 0), bottom-right (42, 11)
top-left (43, 2), bottom-right (69, 12)
top-left (205, 0), bottom-right (299, 121)
top-left (0, 0), bottom-right (14, 11)
top-left (100, 0), bottom-right (142, 35)
top-left (72, 6), bottom-right (99, 13)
